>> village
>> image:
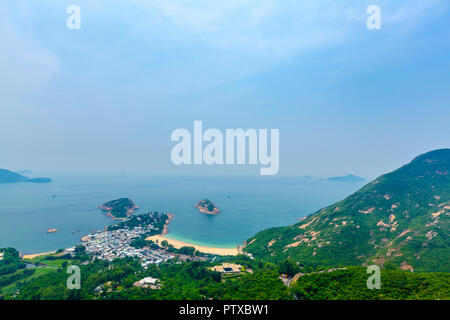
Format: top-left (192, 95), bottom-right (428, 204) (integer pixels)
top-left (80, 224), bottom-right (175, 267)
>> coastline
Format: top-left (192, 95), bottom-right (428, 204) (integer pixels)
top-left (20, 212), bottom-right (241, 260)
top-left (146, 234), bottom-right (241, 256)
top-left (194, 204), bottom-right (221, 215)
top-left (194, 200), bottom-right (221, 215)
top-left (162, 213), bottom-right (175, 234)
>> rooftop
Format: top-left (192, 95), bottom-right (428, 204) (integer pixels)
top-left (209, 263), bottom-right (242, 274)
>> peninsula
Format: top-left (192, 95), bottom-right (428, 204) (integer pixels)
top-left (99, 198), bottom-right (139, 220)
top-left (195, 199), bottom-right (221, 215)
top-left (0, 169), bottom-right (52, 184)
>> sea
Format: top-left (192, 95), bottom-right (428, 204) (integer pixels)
top-left (0, 174), bottom-right (365, 254)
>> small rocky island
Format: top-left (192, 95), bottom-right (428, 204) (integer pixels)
top-left (99, 198), bottom-right (139, 220)
top-left (195, 199), bottom-right (221, 215)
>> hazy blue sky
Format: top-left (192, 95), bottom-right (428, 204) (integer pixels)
top-left (1, 0), bottom-right (449, 178)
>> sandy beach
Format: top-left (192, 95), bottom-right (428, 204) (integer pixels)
top-left (146, 234), bottom-right (241, 256)
top-left (22, 251), bottom-right (56, 260)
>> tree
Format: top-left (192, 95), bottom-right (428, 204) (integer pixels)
top-left (278, 259), bottom-right (298, 277)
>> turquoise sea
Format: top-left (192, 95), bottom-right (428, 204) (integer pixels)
top-left (0, 174), bottom-right (365, 254)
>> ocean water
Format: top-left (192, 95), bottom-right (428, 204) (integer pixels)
top-left (0, 174), bottom-right (365, 254)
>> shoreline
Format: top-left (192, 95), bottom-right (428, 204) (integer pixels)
top-left (162, 213), bottom-right (175, 234)
top-left (194, 204), bottom-right (221, 215)
top-left (194, 200), bottom-right (221, 215)
top-left (22, 251), bottom-right (56, 260)
top-left (146, 234), bottom-right (241, 256)
top-left (149, 213), bottom-right (241, 256)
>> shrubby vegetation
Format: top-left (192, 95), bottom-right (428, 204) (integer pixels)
top-left (0, 248), bottom-right (25, 276)
top-left (100, 198), bottom-right (137, 219)
top-left (3, 255), bottom-right (291, 300)
top-left (0, 268), bottom-right (35, 287)
top-left (2, 249), bottom-right (449, 300)
top-left (293, 266), bottom-right (450, 300)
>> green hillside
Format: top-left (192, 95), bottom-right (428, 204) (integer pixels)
top-left (244, 149), bottom-right (450, 272)
top-left (292, 266), bottom-right (449, 300)
top-left (0, 248), bottom-right (25, 276)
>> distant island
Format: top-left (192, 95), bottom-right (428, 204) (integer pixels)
top-left (326, 174), bottom-right (365, 183)
top-left (16, 169), bottom-right (32, 175)
top-left (0, 169), bottom-right (52, 184)
top-left (195, 199), bottom-right (221, 215)
top-left (27, 178), bottom-right (53, 183)
top-left (99, 198), bottom-right (139, 220)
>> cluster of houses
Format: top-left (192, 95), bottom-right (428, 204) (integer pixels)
top-left (80, 226), bottom-right (174, 267)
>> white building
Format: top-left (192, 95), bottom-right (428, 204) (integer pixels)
top-left (133, 276), bottom-right (161, 289)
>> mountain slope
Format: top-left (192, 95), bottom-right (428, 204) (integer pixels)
top-left (244, 149), bottom-right (450, 272)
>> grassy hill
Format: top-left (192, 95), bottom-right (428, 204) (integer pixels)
top-left (244, 149), bottom-right (450, 272)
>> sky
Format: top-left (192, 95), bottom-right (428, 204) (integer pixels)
top-left (1, 0), bottom-right (449, 179)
